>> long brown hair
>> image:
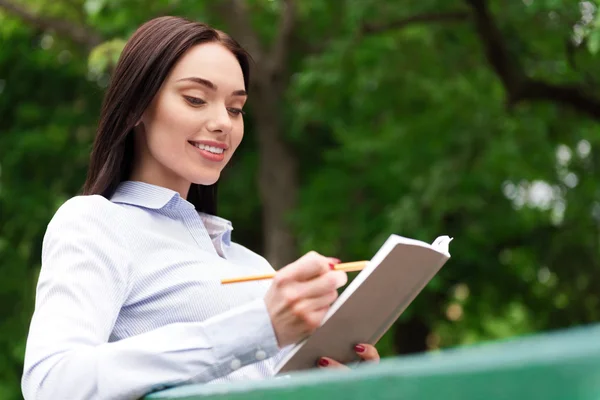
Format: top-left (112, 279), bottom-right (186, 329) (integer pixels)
top-left (83, 16), bottom-right (251, 214)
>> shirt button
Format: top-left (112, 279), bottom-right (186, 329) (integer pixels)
top-left (255, 350), bottom-right (267, 361)
top-left (230, 358), bottom-right (241, 370)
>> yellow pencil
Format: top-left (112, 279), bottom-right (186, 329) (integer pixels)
top-left (221, 261), bottom-right (369, 284)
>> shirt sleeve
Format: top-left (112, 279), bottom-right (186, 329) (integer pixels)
top-left (21, 196), bottom-right (281, 400)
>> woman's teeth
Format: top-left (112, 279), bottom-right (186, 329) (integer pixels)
top-left (193, 143), bottom-right (224, 154)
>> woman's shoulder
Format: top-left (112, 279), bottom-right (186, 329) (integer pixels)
top-left (48, 194), bottom-right (124, 230)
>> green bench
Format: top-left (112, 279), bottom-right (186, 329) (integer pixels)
top-left (147, 323), bottom-right (600, 400)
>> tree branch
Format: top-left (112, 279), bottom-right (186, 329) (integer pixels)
top-left (305, 10), bottom-right (470, 58)
top-left (521, 80), bottom-right (600, 119)
top-left (361, 11), bottom-right (470, 36)
top-left (0, 0), bottom-right (102, 49)
top-left (268, 0), bottom-right (296, 77)
top-left (465, 0), bottom-right (600, 121)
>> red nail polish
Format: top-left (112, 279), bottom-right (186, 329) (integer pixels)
top-left (329, 263), bottom-right (335, 270)
top-left (354, 344), bottom-right (365, 353)
top-left (318, 358), bottom-right (329, 367)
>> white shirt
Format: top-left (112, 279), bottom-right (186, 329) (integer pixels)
top-left (22, 181), bottom-right (289, 400)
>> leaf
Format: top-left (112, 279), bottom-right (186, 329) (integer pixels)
top-left (587, 29), bottom-right (600, 55)
top-left (84, 0), bottom-right (106, 17)
top-left (87, 38), bottom-right (126, 76)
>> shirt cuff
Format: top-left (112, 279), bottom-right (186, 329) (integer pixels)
top-left (202, 297), bottom-right (280, 374)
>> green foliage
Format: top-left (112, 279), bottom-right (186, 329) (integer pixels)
top-left (2, 0), bottom-right (600, 399)
top-left (88, 38), bottom-right (126, 78)
top-left (0, 15), bottom-right (102, 400)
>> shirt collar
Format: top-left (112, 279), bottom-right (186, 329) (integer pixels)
top-left (110, 181), bottom-right (234, 246)
top-left (199, 212), bottom-right (234, 246)
top-left (110, 181), bottom-right (194, 210)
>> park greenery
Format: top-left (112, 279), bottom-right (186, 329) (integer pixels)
top-left (1, 0), bottom-right (600, 398)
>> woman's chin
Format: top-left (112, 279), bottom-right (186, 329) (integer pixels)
top-left (190, 173), bottom-right (220, 186)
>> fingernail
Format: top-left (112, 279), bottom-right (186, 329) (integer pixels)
top-left (318, 358), bottom-right (329, 367)
top-left (354, 344), bottom-right (365, 353)
top-left (332, 258), bottom-right (341, 264)
top-left (329, 263), bottom-right (335, 270)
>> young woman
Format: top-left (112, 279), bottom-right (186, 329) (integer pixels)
top-left (21, 16), bottom-right (379, 400)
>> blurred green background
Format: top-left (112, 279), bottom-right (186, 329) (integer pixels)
top-left (2, 0), bottom-right (600, 398)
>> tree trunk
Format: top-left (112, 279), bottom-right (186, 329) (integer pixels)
top-left (210, 0), bottom-right (301, 268)
top-left (251, 82), bottom-right (299, 268)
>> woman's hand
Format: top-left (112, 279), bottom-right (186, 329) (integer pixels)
top-left (264, 251), bottom-right (347, 347)
top-left (317, 343), bottom-right (380, 369)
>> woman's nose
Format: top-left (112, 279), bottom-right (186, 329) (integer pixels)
top-left (206, 105), bottom-right (233, 133)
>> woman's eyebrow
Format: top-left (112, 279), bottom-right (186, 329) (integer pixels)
top-left (176, 76), bottom-right (247, 96)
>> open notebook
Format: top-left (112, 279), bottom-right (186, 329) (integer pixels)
top-left (274, 234), bottom-right (452, 374)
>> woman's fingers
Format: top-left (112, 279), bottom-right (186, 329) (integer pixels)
top-left (265, 251), bottom-right (348, 347)
top-left (297, 270), bottom-right (347, 299)
top-left (278, 251), bottom-right (332, 282)
top-left (291, 293), bottom-right (339, 321)
top-left (354, 343), bottom-right (380, 362)
top-left (317, 344), bottom-right (380, 370)
top-left (317, 357), bottom-right (350, 369)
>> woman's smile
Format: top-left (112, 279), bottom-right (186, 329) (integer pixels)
top-left (188, 140), bottom-right (227, 162)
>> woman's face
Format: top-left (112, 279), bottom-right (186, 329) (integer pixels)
top-left (132, 42), bottom-right (246, 196)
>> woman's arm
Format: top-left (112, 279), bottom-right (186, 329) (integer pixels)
top-left (21, 197), bottom-right (280, 400)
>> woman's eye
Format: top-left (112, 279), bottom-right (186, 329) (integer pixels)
top-left (183, 96), bottom-right (206, 106)
top-left (227, 108), bottom-right (245, 116)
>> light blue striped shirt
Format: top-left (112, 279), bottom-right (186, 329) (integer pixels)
top-left (22, 181), bottom-right (290, 400)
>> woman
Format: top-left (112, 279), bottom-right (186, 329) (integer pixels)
top-left (21, 16), bottom-right (379, 400)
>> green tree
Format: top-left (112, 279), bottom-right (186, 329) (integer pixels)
top-left (2, 1), bottom-right (600, 399)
